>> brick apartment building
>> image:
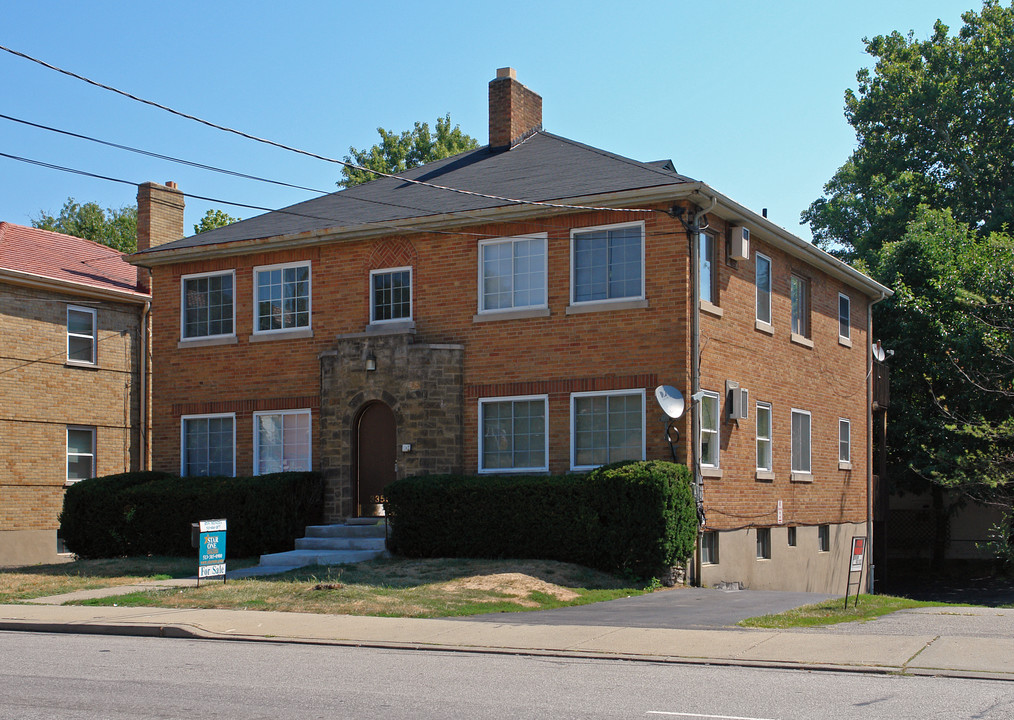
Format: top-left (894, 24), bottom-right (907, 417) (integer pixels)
top-left (0, 222), bottom-right (151, 565)
top-left (131, 69), bottom-right (890, 592)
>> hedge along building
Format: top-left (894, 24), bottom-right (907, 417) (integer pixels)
top-left (130, 69), bottom-right (890, 592)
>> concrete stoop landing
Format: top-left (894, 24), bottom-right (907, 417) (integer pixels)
top-left (256, 519), bottom-right (389, 570)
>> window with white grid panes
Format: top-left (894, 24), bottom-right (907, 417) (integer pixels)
top-left (182, 271), bottom-right (234, 339)
top-left (66, 306), bottom-right (97, 364)
top-left (571, 390), bottom-right (645, 470)
top-left (254, 410), bottom-right (311, 474)
top-left (254, 262), bottom-right (310, 333)
top-left (699, 391), bottom-right (720, 467)
top-left (182, 414), bottom-right (235, 477)
top-left (479, 235), bottom-right (547, 312)
top-left (370, 267), bottom-right (412, 323)
top-left (479, 396), bottom-right (547, 472)
top-left (571, 223), bottom-right (643, 303)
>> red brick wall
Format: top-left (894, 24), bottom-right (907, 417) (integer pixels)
top-left (150, 204), bottom-right (869, 531)
top-left (697, 216), bottom-right (869, 531)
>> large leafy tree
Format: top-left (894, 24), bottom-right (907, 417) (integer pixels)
top-left (804, 0), bottom-right (1014, 267)
top-left (33, 198), bottom-right (137, 252)
top-left (339, 114), bottom-right (478, 188)
top-left (805, 1), bottom-right (1014, 507)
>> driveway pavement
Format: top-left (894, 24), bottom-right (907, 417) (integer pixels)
top-left (454, 586), bottom-right (834, 629)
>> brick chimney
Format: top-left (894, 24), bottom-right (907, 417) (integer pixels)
top-left (136, 181), bottom-right (184, 292)
top-left (488, 68), bottom-right (543, 150)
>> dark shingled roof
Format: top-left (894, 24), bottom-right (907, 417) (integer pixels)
top-left (141, 131), bottom-right (694, 253)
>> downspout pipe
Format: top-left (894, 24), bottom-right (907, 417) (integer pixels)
top-left (689, 194), bottom-right (715, 586)
top-left (140, 300), bottom-right (150, 471)
top-left (867, 289), bottom-right (888, 593)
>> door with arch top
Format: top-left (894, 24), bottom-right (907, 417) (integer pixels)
top-left (355, 401), bottom-right (397, 516)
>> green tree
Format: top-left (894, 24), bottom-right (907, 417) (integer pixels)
top-left (805, 2), bottom-right (1014, 507)
top-left (803, 0), bottom-right (1014, 266)
top-left (338, 114), bottom-right (478, 188)
top-left (32, 198), bottom-right (137, 252)
top-left (876, 208), bottom-right (1014, 499)
top-left (193, 208), bottom-right (240, 234)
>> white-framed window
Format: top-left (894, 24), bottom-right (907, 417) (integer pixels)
top-left (756, 527), bottom-right (772, 559)
top-left (701, 531), bottom-right (719, 565)
top-left (756, 253), bottom-right (772, 325)
top-left (571, 389), bottom-right (645, 470)
top-left (479, 234), bottom-right (547, 313)
top-left (181, 413), bottom-right (235, 477)
top-left (818, 524), bottom-right (830, 552)
top-left (839, 418), bottom-right (851, 464)
top-left (571, 222), bottom-right (644, 304)
top-left (66, 426), bottom-right (95, 483)
top-left (181, 270), bottom-right (235, 340)
top-left (700, 232), bottom-right (716, 304)
top-left (791, 408), bottom-right (812, 475)
top-left (699, 391), bottom-right (720, 468)
top-left (790, 274), bottom-right (809, 338)
top-left (370, 267), bottom-right (412, 323)
top-left (66, 305), bottom-right (97, 365)
top-left (479, 395), bottom-right (548, 473)
top-left (838, 293), bottom-right (851, 341)
top-left (253, 261), bottom-right (310, 334)
top-left (254, 409), bottom-right (311, 474)
top-left (756, 402), bottom-right (773, 472)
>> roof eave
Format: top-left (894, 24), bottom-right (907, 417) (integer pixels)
top-left (0, 267), bottom-right (149, 304)
top-left (695, 184), bottom-right (892, 299)
top-left (128, 182), bottom-right (701, 267)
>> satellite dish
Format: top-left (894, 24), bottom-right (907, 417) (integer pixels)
top-left (655, 385), bottom-right (685, 420)
top-left (872, 341), bottom-right (886, 363)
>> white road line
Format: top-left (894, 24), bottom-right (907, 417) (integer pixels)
top-left (646, 712), bottom-right (781, 720)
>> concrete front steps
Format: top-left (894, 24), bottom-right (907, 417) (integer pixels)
top-left (255, 519), bottom-right (389, 569)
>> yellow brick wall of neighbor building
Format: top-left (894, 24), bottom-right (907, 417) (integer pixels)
top-left (0, 282), bottom-right (144, 566)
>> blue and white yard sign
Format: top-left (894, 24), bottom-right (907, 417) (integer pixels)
top-left (198, 518), bottom-right (227, 580)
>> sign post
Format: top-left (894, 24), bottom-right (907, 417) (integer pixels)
top-left (197, 519), bottom-right (227, 587)
top-left (843, 536), bottom-right (866, 609)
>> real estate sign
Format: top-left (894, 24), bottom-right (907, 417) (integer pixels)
top-left (198, 518), bottom-right (227, 581)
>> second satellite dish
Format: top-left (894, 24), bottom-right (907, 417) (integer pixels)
top-left (655, 385), bottom-right (685, 419)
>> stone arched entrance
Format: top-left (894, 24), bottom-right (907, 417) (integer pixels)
top-left (354, 401), bottom-right (397, 516)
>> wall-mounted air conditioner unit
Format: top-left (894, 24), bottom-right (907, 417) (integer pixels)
top-left (730, 225), bottom-right (750, 261)
top-left (726, 380), bottom-right (749, 420)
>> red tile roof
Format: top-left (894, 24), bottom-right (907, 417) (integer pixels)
top-left (0, 222), bottom-right (147, 298)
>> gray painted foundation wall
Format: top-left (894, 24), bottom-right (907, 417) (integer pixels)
top-left (700, 522), bottom-right (867, 594)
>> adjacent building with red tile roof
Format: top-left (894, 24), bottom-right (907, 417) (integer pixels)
top-left (0, 221), bottom-right (152, 566)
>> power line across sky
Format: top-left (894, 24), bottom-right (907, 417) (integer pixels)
top-left (0, 1), bottom-right (971, 237)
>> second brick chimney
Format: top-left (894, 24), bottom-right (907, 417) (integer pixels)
top-left (488, 67), bottom-right (543, 150)
top-left (136, 180), bottom-right (184, 292)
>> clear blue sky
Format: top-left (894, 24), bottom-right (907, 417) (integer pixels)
top-left (0, 1), bottom-right (975, 241)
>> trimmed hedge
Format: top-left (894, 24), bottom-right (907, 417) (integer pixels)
top-left (59, 471), bottom-right (325, 558)
top-left (384, 460), bottom-right (696, 578)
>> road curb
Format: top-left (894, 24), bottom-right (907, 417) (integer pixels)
top-left (4, 618), bottom-right (1014, 682)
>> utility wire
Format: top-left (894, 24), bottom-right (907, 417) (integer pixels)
top-left (1, 151), bottom-right (687, 247)
top-left (3, 152), bottom-right (671, 246)
top-left (0, 112), bottom-right (463, 218)
top-left (0, 44), bottom-right (654, 215)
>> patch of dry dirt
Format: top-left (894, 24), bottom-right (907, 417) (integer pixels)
top-left (439, 572), bottom-right (580, 606)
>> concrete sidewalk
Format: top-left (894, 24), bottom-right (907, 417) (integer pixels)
top-left (3, 600), bottom-right (1014, 681)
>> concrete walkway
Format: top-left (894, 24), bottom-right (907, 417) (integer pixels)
top-left (4, 581), bottom-right (1014, 680)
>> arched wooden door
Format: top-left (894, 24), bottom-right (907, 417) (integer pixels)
top-left (355, 401), bottom-right (397, 516)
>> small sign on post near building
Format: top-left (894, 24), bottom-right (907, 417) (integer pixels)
top-left (843, 535), bottom-right (866, 609)
top-left (197, 519), bottom-right (227, 586)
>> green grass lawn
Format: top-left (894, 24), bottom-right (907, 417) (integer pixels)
top-left (72, 557), bottom-right (648, 617)
top-left (739, 594), bottom-right (961, 628)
